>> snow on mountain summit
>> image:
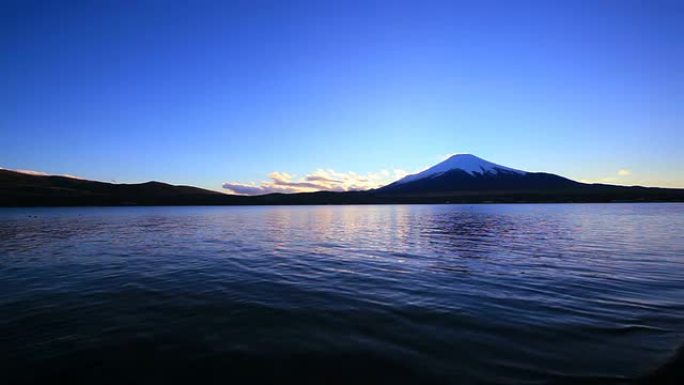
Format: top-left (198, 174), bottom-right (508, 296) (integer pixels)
top-left (395, 154), bottom-right (526, 185)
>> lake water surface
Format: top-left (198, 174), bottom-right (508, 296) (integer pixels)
top-left (1, 204), bottom-right (683, 384)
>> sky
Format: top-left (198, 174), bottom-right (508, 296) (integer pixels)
top-left (1, 0), bottom-right (683, 193)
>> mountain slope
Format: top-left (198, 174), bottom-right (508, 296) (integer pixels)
top-left (381, 169), bottom-right (581, 195)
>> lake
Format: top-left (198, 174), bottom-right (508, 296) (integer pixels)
top-left (1, 204), bottom-right (683, 384)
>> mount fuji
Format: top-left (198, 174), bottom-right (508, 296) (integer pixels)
top-left (379, 154), bottom-right (581, 195)
top-left (395, 154), bottom-right (526, 183)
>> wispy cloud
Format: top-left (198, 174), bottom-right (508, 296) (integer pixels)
top-left (223, 168), bottom-right (409, 195)
top-left (0, 167), bottom-right (83, 180)
top-left (617, 169), bottom-right (631, 176)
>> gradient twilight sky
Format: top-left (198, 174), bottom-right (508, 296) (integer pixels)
top-left (2, 0), bottom-right (683, 192)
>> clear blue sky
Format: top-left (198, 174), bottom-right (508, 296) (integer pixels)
top-left (2, 0), bottom-right (682, 191)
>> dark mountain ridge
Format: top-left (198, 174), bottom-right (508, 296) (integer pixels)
top-left (0, 169), bottom-right (236, 206)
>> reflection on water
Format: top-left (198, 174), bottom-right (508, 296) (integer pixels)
top-left (0, 204), bottom-right (683, 384)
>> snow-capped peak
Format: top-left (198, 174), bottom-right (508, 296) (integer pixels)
top-left (395, 154), bottom-right (526, 184)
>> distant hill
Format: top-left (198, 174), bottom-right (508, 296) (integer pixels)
top-left (0, 169), bottom-right (241, 206)
top-left (1, 156), bottom-right (683, 206)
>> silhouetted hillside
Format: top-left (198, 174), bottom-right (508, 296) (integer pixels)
top-left (0, 169), bottom-right (244, 206)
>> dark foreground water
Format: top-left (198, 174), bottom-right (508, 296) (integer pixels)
top-left (1, 204), bottom-right (683, 385)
